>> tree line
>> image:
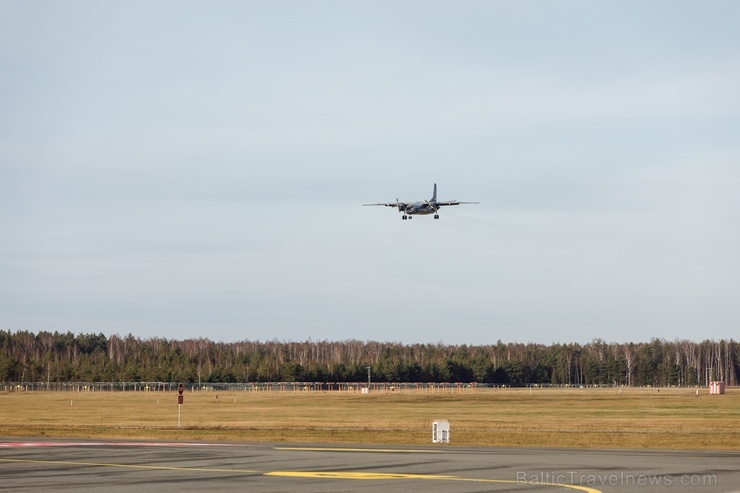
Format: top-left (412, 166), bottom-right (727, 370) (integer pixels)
top-left (1, 330), bottom-right (738, 387)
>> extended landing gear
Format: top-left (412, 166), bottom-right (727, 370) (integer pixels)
top-left (402, 215), bottom-right (412, 220)
top-left (434, 214), bottom-right (439, 219)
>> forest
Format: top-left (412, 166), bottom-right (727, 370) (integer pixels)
top-left (1, 330), bottom-right (738, 387)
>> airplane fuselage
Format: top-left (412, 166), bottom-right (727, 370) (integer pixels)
top-left (403, 201), bottom-right (439, 215)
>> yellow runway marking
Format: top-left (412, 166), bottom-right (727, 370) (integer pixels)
top-left (1, 458), bottom-right (602, 492)
top-left (275, 446), bottom-right (442, 453)
top-left (267, 471), bottom-right (458, 480)
top-left (267, 471), bottom-right (603, 492)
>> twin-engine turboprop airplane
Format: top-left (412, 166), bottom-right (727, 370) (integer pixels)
top-left (363, 183), bottom-right (478, 220)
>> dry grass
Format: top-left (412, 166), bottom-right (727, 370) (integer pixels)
top-left (2, 387), bottom-right (738, 450)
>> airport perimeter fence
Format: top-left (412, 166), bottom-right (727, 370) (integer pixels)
top-left (3, 382), bottom-right (643, 393)
top-left (4, 381), bottom-right (483, 393)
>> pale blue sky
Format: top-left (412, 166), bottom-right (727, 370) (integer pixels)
top-left (1, 1), bottom-right (739, 345)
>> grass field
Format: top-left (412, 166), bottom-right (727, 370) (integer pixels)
top-left (2, 387), bottom-right (739, 450)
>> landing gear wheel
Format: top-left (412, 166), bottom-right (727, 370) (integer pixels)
top-left (434, 214), bottom-right (439, 219)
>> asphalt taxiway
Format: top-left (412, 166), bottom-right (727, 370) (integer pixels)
top-left (1, 439), bottom-right (739, 493)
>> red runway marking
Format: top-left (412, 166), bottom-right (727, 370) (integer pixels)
top-left (0, 441), bottom-right (243, 448)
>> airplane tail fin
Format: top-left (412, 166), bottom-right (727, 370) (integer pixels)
top-left (431, 183), bottom-right (437, 203)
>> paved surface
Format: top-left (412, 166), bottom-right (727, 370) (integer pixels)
top-left (1, 439), bottom-right (739, 492)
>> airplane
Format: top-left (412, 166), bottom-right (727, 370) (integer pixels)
top-left (363, 183), bottom-right (478, 220)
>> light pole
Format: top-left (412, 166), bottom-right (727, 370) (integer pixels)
top-left (366, 366), bottom-right (371, 388)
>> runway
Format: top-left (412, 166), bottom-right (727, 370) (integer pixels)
top-left (1, 439), bottom-right (739, 493)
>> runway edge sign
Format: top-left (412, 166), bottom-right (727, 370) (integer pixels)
top-left (177, 383), bottom-right (183, 429)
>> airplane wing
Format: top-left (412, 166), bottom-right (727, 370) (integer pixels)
top-left (362, 202), bottom-right (407, 208)
top-left (436, 201), bottom-right (479, 207)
